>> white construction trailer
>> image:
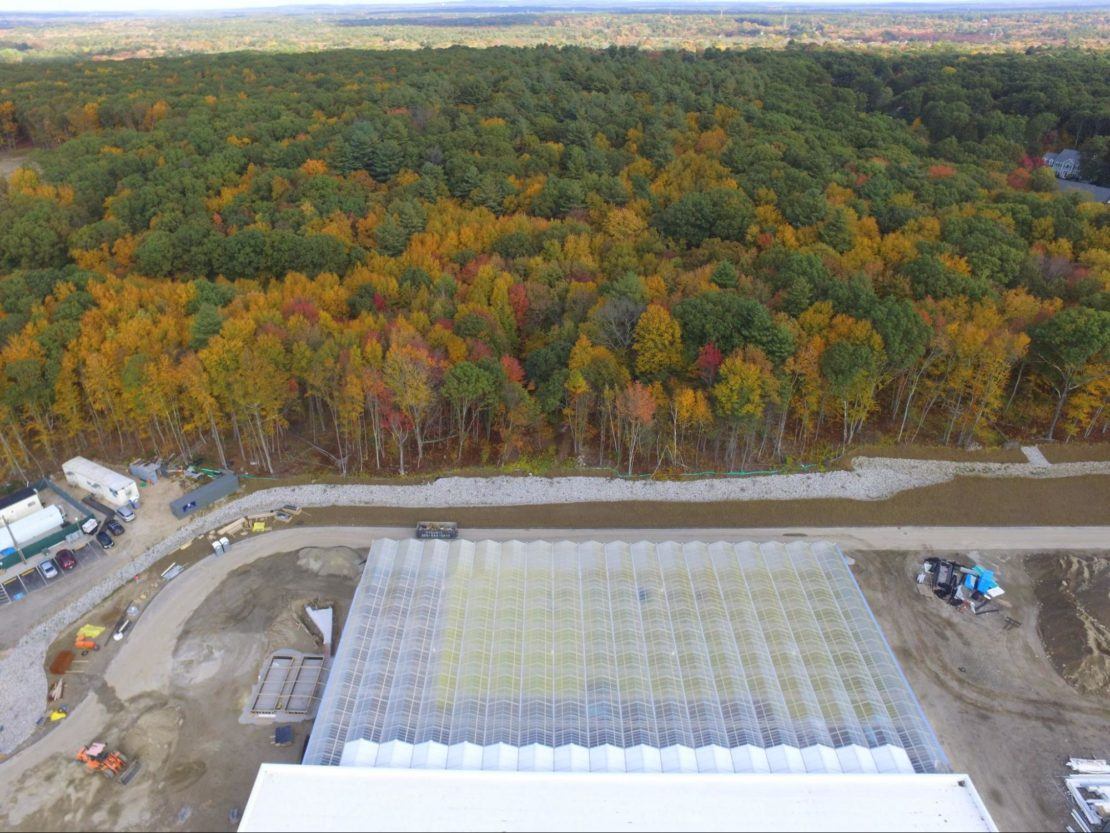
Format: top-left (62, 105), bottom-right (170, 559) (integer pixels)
top-left (0, 504), bottom-right (65, 550)
top-left (63, 457), bottom-right (140, 508)
top-left (0, 487), bottom-right (43, 525)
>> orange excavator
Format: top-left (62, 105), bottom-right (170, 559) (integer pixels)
top-left (75, 742), bottom-right (140, 784)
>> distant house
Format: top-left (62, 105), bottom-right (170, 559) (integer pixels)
top-left (1044, 149), bottom-right (1082, 179)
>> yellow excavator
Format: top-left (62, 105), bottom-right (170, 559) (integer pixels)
top-left (75, 742), bottom-right (140, 784)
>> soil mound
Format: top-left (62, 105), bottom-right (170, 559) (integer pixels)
top-left (49, 651), bottom-right (74, 675)
top-left (1031, 554), bottom-right (1110, 695)
top-left (296, 546), bottom-right (359, 578)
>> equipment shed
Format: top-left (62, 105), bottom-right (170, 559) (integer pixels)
top-left (129, 459), bottom-right (165, 484)
top-left (169, 471), bottom-right (240, 519)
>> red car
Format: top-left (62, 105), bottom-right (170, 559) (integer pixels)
top-left (55, 549), bottom-right (77, 571)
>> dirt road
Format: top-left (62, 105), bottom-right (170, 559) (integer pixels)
top-left (240, 522), bottom-right (1110, 551)
top-left (0, 546), bottom-right (358, 832)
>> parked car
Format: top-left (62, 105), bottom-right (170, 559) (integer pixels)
top-left (96, 530), bottom-right (114, 549)
top-left (106, 518), bottom-right (125, 536)
top-left (56, 549), bottom-right (77, 570)
top-left (116, 504), bottom-right (135, 522)
top-left (40, 559), bottom-right (59, 579)
top-left (80, 517), bottom-right (99, 534)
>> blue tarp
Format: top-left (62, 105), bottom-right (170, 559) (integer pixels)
top-left (964, 566), bottom-right (998, 593)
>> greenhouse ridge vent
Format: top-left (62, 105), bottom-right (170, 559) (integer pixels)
top-left (240, 538), bottom-right (996, 832)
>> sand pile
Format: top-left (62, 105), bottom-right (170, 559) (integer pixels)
top-left (1032, 554), bottom-right (1110, 696)
top-left (296, 546), bottom-right (360, 578)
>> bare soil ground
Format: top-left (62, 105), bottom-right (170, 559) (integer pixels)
top-left (1027, 554), bottom-right (1110, 696)
top-left (846, 443), bottom-right (1026, 464)
top-left (0, 148), bottom-right (35, 178)
top-left (853, 550), bottom-right (1110, 832)
top-left (1039, 442), bottom-right (1110, 464)
top-left (289, 473), bottom-right (1110, 528)
top-left (0, 547), bottom-right (360, 832)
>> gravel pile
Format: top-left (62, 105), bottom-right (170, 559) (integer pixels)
top-left (4, 454), bottom-right (1108, 754)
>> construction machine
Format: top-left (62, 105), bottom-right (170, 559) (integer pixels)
top-left (75, 742), bottom-right (140, 784)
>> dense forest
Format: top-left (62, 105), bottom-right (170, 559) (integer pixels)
top-left (0, 47), bottom-right (1107, 478)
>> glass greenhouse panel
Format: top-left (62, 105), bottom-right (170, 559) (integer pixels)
top-left (305, 539), bottom-right (947, 775)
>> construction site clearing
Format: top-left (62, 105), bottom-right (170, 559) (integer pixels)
top-left (0, 528), bottom-right (1102, 832)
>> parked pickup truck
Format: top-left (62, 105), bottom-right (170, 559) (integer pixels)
top-left (415, 521), bottom-right (459, 540)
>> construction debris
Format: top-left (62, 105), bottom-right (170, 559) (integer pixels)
top-left (920, 556), bottom-right (1007, 616)
top-left (1071, 759), bottom-right (1110, 775)
top-left (1065, 774), bottom-right (1110, 832)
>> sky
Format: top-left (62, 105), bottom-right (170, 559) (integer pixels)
top-left (0, 0), bottom-right (1064, 13)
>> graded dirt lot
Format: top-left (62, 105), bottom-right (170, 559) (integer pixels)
top-left (845, 443), bottom-right (1027, 464)
top-left (0, 546), bottom-right (360, 833)
top-left (853, 550), bottom-right (1110, 832)
top-left (1039, 442), bottom-right (1110, 464)
top-left (0, 536), bottom-right (1104, 831)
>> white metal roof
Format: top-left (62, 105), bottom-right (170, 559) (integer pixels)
top-left (238, 765), bottom-right (997, 832)
top-left (62, 456), bottom-right (136, 492)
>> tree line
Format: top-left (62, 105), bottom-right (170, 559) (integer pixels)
top-left (0, 47), bottom-right (1106, 478)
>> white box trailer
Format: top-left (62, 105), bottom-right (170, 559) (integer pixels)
top-left (0, 487), bottom-right (43, 525)
top-left (0, 504), bottom-right (65, 550)
top-left (62, 457), bottom-right (140, 508)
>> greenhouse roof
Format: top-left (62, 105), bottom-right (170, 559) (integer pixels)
top-left (303, 538), bottom-right (948, 776)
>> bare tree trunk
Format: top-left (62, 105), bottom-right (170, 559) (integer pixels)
top-left (209, 412), bottom-right (228, 469)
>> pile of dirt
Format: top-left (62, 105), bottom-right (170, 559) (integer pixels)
top-left (1031, 553), bottom-right (1110, 696)
top-left (296, 546), bottom-right (360, 578)
top-left (48, 651), bottom-right (73, 675)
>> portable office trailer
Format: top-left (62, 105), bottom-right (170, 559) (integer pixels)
top-left (62, 457), bottom-right (140, 508)
top-left (170, 471), bottom-right (239, 519)
top-left (0, 504), bottom-right (65, 551)
top-left (0, 487), bottom-right (43, 525)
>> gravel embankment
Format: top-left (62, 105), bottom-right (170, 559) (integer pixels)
top-left (2, 455), bottom-right (1108, 755)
